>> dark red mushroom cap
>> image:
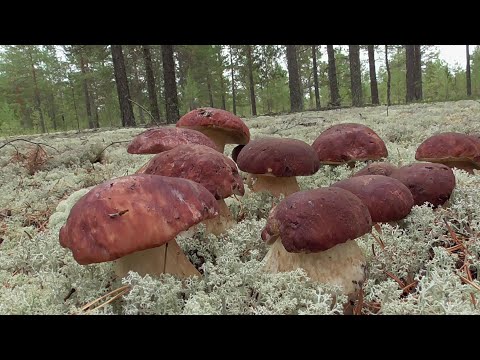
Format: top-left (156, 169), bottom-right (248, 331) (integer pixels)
top-left (261, 187), bottom-right (372, 253)
top-left (176, 107), bottom-right (250, 145)
top-left (231, 144), bottom-right (245, 163)
top-left (331, 175), bottom-right (414, 222)
top-left (236, 137), bottom-right (320, 177)
top-left (352, 162), bottom-right (398, 177)
top-left (127, 127), bottom-right (219, 154)
top-left (415, 132), bottom-right (480, 167)
top-left (141, 144), bottom-right (244, 199)
top-left (59, 174), bottom-right (219, 265)
top-left (312, 123), bottom-right (388, 164)
top-left (389, 162), bottom-right (456, 207)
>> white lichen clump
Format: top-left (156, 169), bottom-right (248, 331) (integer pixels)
top-left (1, 100), bottom-right (480, 314)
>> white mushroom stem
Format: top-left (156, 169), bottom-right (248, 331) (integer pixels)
top-left (202, 198), bottom-right (236, 236)
top-left (247, 174), bottom-right (300, 197)
top-left (196, 128), bottom-right (227, 153)
top-left (114, 240), bottom-right (200, 279)
top-left (262, 238), bottom-right (366, 295)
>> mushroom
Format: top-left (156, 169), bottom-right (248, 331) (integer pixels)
top-left (127, 126), bottom-right (219, 154)
top-left (236, 137), bottom-right (320, 197)
top-left (176, 107), bottom-right (250, 153)
top-left (231, 144), bottom-right (245, 163)
top-left (352, 162), bottom-right (398, 177)
top-left (389, 162), bottom-right (456, 207)
top-left (261, 187), bottom-right (372, 295)
top-left (312, 123), bottom-right (388, 167)
top-left (138, 144), bottom-right (244, 235)
top-left (59, 174), bottom-right (219, 279)
top-left (331, 175), bottom-right (414, 224)
top-left (415, 132), bottom-right (480, 174)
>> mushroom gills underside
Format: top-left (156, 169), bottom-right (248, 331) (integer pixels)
top-left (262, 238), bottom-right (366, 295)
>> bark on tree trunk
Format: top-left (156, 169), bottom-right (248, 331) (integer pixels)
top-left (349, 45), bottom-right (363, 107)
top-left (405, 45), bottom-right (416, 103)
top-left (385, 45), bottom-right (391, 106)
top-left (217, 47), bottom-right (227, 110)
top-left (207, 73), bottom-right (214, 107)
top-left (142, 45), bottom-right (161, 124)
top-left (131, 47), bottom-right (145, 124)
top-left (414, 45), bottom-right (423, 101)
top-left (466, 45), bottom-right (472, 97)
top-left (367, 45), bottom-right (379, 105)
top-left (229, 45), bottom-right (237, 115)
top-left (111, 45), bottom-right (136, 127)
top-left (286, 45), bottom-right (303, 113)
top-left (161, 45), bottom-right (179, 124)
top-left (312, 45), bottom-right (321, 110)
top-left (28, 49), bottom-right (46, 133)
top-left (79, 50), bottom-right (94, 129)
top-left (326, 45), bottom-right (341, 106)
top-left (247, 45), bottom-right (257, 116)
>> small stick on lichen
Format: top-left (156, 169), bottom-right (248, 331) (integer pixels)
top-left (383, 270), bottom-right (406, 288)
top-left (0, 139), bottom-right (60, 153)
top-left (78, 285), bottom-right (131, 314)
top-left (64, 288), bottom-right (76, 302)
top-left (458, 274), bottom-right (480, 292)
top-left (108, 209), bottom-right (129, 218)
top-left (370, 231), bottom-right (385, 250)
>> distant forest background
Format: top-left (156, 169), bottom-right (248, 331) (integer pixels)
top-left (0, 45), bottom-right (478, 135)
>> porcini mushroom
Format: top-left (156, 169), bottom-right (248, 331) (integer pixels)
top-left (331, 175), bottom-right (414, 223)
top-left (236, 137), bottom-right (320, 197)
top-left (312, 123), bottom-right (388, 166)
top-left (127, 126), bottom-right (219, 154)
top-left (261, 187), bottom-right (372, 295)
top-left (138, 144), bottom-right (244, 235)
top-left (415, 132), bottom-right (480, 174)
top-left (176, 107), bottom-right (250, 153)
top-left (59, 174), bottom-right (219, 279)
top-left (389, 162), bottom-right (456, 207)
top-left (352, 162), bottom-right (398, 177)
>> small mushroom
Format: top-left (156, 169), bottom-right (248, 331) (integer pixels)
top-left (176, 107), bottom-right (250, 153)
top-left (261, 187), bottom-right (372, 295)
top-left (236, 137), bottom-right (320, 197)
top-left (352, 162), bottom-right (398, 177)
top-left (312, 123), bottom-right (388, 167)
top-left (127, 126), bottom-right (219, 154)
top-left (389, 162), bottom-right (456, 207)
top-left (415, 132), bottom-right (480, 174)
top-left (59, 174), bottom-right (219, 279)
top-left (138, 144), bottom-right (244, 235)
top-left (331, 175), bottom-right (414, 223)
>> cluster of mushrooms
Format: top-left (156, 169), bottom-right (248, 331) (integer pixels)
top-left (59, 107), bottom-right (480, 297)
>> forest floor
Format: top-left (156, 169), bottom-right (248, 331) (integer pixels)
top-left (1, 100), bottom-right (480, 314)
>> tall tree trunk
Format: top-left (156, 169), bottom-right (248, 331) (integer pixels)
top-left (349, 45), bottom-right (363, 107)
top-left (247, 45), bottom-right (257, 116)
top-left (405, 45), bottom-right (416, 103)
top-left (131, 47), bottom-right (145, 124)
top-left (48, 92), bottom-right (57, 131)
top-left (142, 45), bottom-right (161, 124)
top-left (27, 48), bottom-right (46, 133)
top-left (206, 73), bottom-right (214, 107)
top-left (466, 45), bottom-right (472, 97)
top-left (414, 45), bottom-right (423, 100)
top-left (111, 45), bottom-right (136, 127)
top-left (216, 46), bottom-right (227, 110)
top-left (326, 45), bottom-right (341, 106)
top-left (312, 45), bottom-right (321, 110)
top-left (70, 78), bottom-right (80, 131)
top-left (161, 45), bottom-right (179, 123)
top-left (286, 45), bottom-right (303, 113)
top-left (385, 45), bottom-right (391, 106)
top-left (229, 45), bottom-right (237, 115)
top-left (79, 51), bottom-right (94, 129)
top-left (367, 45), bottom-right (379, 105)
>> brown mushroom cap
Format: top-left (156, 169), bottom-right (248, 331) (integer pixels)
top-left (415, 132), bottom-right (480, 168)
top-left (59, 174), bottom-right (219, 265)
top-left (176, 107), bottom-right (250, 145)
top-left (331, 175), bottom-right (414, 222)
top-left (140, 144), bottom-right (244, 200)
top-left (236, 137), bottom-right (320, 177)
top-left (261, 187), bottom-right (372, 253)
top-left (352, 162), bottom-right (398, 177)
top-left (389, 162), bottom-right (456, 207)
top-left (312, 123), bottom-right (388, 164)
top-left (127, 127), bottom-right (219, 154)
